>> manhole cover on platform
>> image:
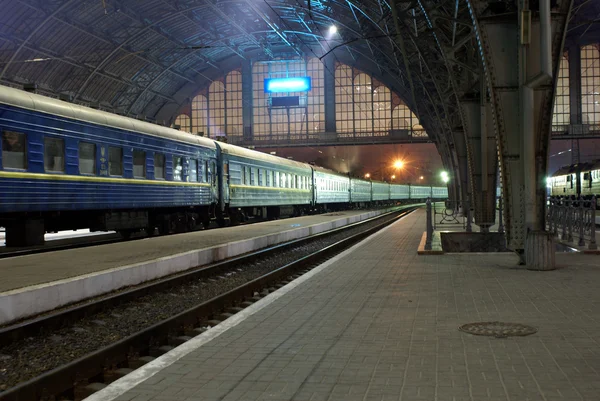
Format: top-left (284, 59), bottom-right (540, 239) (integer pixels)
top-left (459, 322), bottom-right (537, 338)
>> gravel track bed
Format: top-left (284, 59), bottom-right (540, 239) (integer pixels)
top-left (0, 210), bottom-right (407, 391)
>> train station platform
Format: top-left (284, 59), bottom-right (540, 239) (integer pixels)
top-left (89, 209), bottom-right (600, 401)
top-left (0, 208), bottom-right (402, 325)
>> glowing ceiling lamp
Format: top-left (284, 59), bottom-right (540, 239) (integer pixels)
top-left (440, 171), bottom-right (449, 183)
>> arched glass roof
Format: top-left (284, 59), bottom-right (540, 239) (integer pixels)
top-left (0, 0), bottom-right (596, 143)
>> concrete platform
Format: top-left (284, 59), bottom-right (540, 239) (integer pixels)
top-left (0, 208), bottom-right (405, 325)
top-left (88, 209), bottom-right (600, 401)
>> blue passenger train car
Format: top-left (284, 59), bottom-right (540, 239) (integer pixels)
top-left (0, 86), bottom-right (218, 245)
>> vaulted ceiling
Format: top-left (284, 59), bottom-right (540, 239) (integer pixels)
top-left (0, 0), bottom-right (597, 138)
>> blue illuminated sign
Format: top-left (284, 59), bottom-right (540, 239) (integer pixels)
top-left (264, 77), bottom-right (311, 93)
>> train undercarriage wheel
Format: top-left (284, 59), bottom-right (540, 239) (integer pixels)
top-left (229, 209), bottom-right (242, 226)
top-left (216, 210), bottom-right (226, 227)
top-left (118, 230), bottom-right (133, 239)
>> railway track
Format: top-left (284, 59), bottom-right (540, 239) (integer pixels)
top-left (0, 206), bottom-right (415, 401)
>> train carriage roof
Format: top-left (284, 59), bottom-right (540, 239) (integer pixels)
top-left (0, 85), bottom-right (216, 150)
top-left (215, 141), bottom-right (312, 171)
top-left (311, 165), bottom-right (350, 179)
top-left (350, 177), bottom-right (371, 185)
top-left (371, 180), bottom-right (390, 187)
top-left (551, 160), bottom-right (600, 177)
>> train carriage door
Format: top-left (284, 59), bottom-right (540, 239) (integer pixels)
top-left (214, 143), bottom-right (228, 212)
top-left (222, 160), bottom-right (230, 204)
top-left (310, 167), bottom-right (317, 206)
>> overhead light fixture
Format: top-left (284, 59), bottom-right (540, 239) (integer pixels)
top-left (329, 25), bottom-right (337, 35)
top-left (441, 171), bottom-right (449, 183)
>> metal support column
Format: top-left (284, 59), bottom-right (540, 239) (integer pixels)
top-left (568, 44), bottom-right (582, 165)
top-left (323, 54), bottom-right (336, 133)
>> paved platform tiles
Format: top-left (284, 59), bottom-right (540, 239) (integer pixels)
top-left (0, 209), bottom-right (393, 293)
top-left (89, 209), bottom-right (600, 401)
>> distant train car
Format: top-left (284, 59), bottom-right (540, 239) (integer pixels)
top-left (215, 142), bottom-right (313, 223)
top-left (0, 85), bottom-right (219, 245)
top-left (410, 185), bottom-right (432, 200)
top-left (371, 181), bottom-right (390, 203)
top-left (311, 166), bottom-right (350, 210)
top-left (350, 177), bottom-right (372, 206)
top-left (390, 184), bottom-right (410, 200)
top-left (549, 161), bottom-right (600, 197)
top-left (579, 161), bottom-right (600, 196)
top-left (431, 186), bottom-right (449, 199)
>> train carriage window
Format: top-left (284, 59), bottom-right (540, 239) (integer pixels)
top-left (133, 150), bottom-right (146, 178)
top-left (79, 142), bottom-right (95, 175)
top-left (211, 161), bottom-right (217, 184)
top-left (44, 137), bottom-right (65, 172)
top-left (251, 168), bottom-right (257, 186)
top-left (190, 160), bottom-right (198, 182)
top-left (154, 153), bottom-right (165, 179)
top-left (2, 131), bottom-right (26, 169)
top-left (245, 166), bottom-right (251, 185)
top-left (173, 156), bottom-right (183, 181)
top-left (204, 160), bottom-right (209, 183)
top-left (108, 147), bottom-right (122, 176)
top-left (257, 169), bottom-right (262, 186)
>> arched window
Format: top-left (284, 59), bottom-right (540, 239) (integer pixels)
top-left (191, 94), bottom-right (208, 136)
top-left (373, 86), bottom-right (391, 135)
top-left (252, 62), bottom-right (270, 137)
top-left (226, 71), bottom-right (243, 138)
top-left (209, 81), bottom-right (225, 138)
top-left (335, 65), bottom-right (353, 134)
top-left (173, 114), bottom-right (190, 132)
top-left (581, 45), bottom-right (599, 125)
top-left (552, 54), bottom-right (570, 129)
top-left (392, 104), bottom-right (412, 130)
top-left (307, 58), bottom-right (325, 134)
top-left (353, 73), bottom-right (372, 134)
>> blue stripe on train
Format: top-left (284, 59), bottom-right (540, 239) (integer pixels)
top-left (0, 178), bottom-right (213, 212)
